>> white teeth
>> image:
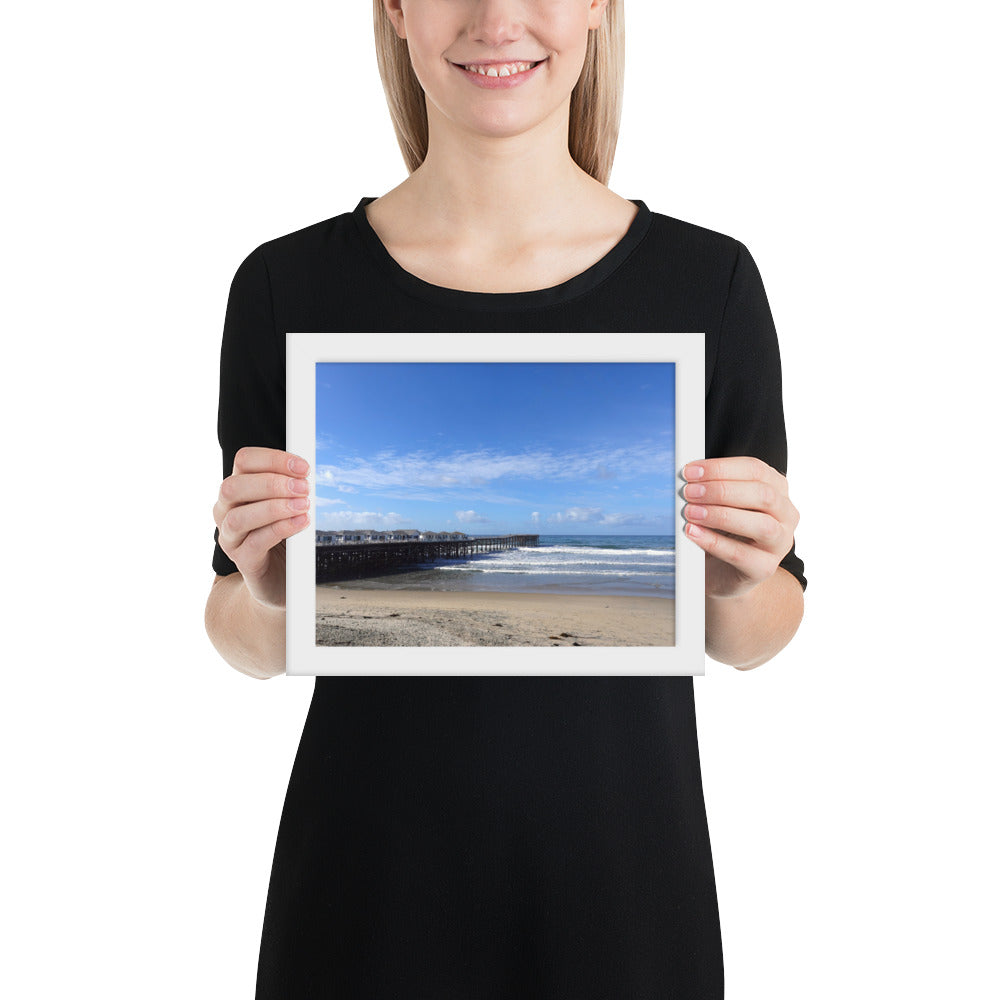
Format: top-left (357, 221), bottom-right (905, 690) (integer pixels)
top-left (463, 61), bottom-right (537, 77)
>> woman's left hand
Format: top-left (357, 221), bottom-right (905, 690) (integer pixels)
top-left (681, 457), bottom-right (800, 599)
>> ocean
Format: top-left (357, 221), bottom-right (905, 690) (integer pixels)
top-left (341, 534), bottom-right (676, 599)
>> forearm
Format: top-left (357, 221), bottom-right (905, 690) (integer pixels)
top-left (204, 573), bottom-right (286, 679)
top-left (705, 566), bottom-right (804, 670)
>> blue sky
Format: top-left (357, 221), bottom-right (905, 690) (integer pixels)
top-left (314, 362), bottom-right (675, 536)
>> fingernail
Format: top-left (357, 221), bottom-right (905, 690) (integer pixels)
top-left (290, 497), bottom-right (310, 511)
top-left (684, 483), bottom-right (706, 499)
top-left (290, 478), bottom-right (309, 494)
top-left (290, 457), bottom-right (309, 475)
top-left (684, 465), bottom-right (704, 481)
top-left (291, 514), bottom-right (309, 527)
top-left (686, 505), bottom-right (707, 520)
top-left (686, 522), bottom-right (703, 537)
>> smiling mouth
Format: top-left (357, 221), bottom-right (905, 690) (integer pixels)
top-left (455, 59), bottom-right (545, 77)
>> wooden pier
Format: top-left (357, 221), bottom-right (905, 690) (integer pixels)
top-left (316, 535), bottom-right (538, 583)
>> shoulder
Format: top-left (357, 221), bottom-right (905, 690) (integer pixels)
top-left (224, 202), bottom-right (380, 331)
top-left (643, 206), bottom-right (747, 275)
top-left (622, 204), bottom-right (762, 327)
top-left (638, 206), bottom-right (775, 325)
top-left (225, 206), bottom-right (367, 320)
top-left (241, 208), bottom-right (358, 273)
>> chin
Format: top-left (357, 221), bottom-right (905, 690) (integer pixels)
top-left (444, 100), bottom-right (569, 142)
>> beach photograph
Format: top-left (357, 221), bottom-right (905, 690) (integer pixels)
top-left (314, 361), bottom-right (676, 647)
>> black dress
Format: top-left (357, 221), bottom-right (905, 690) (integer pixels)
top-left (212, 198), bottom-right (807, 1000)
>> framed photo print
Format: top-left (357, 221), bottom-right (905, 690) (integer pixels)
top-left (286, 331), bottom-right (704, 676)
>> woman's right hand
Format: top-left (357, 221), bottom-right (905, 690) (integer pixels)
top-left (213, 447), bottom-right (311, 610)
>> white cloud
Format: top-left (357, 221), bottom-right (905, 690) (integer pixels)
top-left (548, 507), bottom-right (652, 527)
top-left (313, 496), bottom-right (346, 507)
top-left (455, 509), bottom-right (490, 524)
top-left (599, 512), bottom-right (642, 527)
top-left (549, 506), bottom-right (603, 524)
top-left (317, 510), bottom-right (408, 530)
top-left (315, 441), bottom-right (673, 497)
top-left (530, 511), bottom-right (540, 523)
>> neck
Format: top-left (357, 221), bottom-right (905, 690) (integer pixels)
top-left (401, 103), bottom-right (602, 242)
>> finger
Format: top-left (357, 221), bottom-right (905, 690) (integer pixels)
top-left (683, 522), bottom-right (779, 581)
top-left (681, 478), bottom-right (787, 514)
top-left (682, 502), bottom-right (789, 556)
top-left (218, 495), bottom-right (311, 552)
top-left (232, 446), bottom-right (310, 478)
top-left (217, 471), bottom-right (310, 512)
top-left (682, 457), bottom-right (785, 492)
top-left (232, 514), bottom-right (311, 578)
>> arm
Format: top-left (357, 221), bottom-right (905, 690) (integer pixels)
top-left (205, 573), bottom-right (287, 680)
top-left (207, 245), bottom-right (300, 677)
top-left (696, 241), bottom-right (806, 668)
top-left (705, 566), bottom-right (803, 670)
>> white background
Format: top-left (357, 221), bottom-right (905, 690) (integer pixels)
top-left (4, 1), bottom-right (996, 997)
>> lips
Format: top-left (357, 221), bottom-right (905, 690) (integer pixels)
top-left (460, 60), bottom-right (540, 76)
top-left (451, 58), bottom-right (547, 89)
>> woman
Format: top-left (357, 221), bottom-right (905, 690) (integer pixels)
top-left (207, 1), bottom-right (806, 997)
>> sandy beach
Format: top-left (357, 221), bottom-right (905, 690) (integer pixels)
top-left (316, 586), bottom-right (674, 647)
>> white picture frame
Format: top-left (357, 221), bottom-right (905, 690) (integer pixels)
top-left (286, 332), bottom-right (704, 676)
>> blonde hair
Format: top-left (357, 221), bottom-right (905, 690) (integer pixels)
top-left (372, 0), bottom-right (625, 185)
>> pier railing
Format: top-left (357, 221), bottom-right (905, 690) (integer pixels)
top-left (316, 535), bottom-right (538, 583)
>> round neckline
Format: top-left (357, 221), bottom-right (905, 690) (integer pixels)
top-left (352, 196), bottom-right (652, 312)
